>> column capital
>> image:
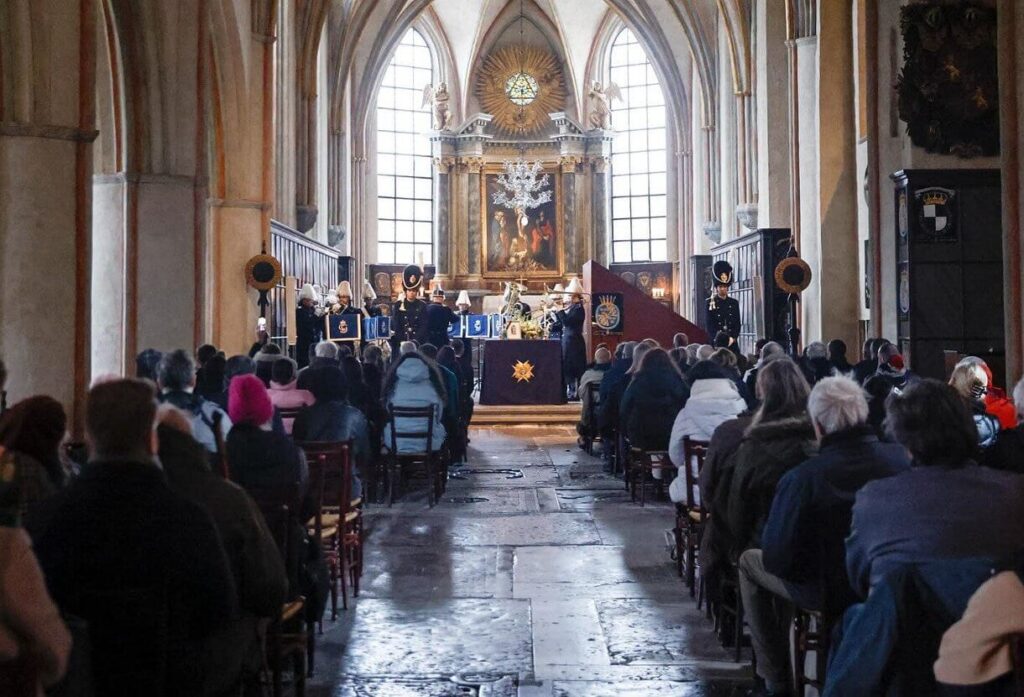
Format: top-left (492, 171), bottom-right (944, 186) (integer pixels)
top-left (459, 156), bottom-right (485, 173)
top-left (559, 155), bottom-right (584, 173)
top-left (433, 155), bottom-right (457, 174)
top-left (590, 156), bottom-right (610, 174)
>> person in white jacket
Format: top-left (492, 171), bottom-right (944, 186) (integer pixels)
top-left (668, 360), bottom-right (748, 503)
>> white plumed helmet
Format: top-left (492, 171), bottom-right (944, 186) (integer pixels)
top-left (362, 280), bottom-right (377, 300)
top-left (565, 277), bottom-right (586, 295)
top-left (336, 280), bottom-right (353, 298)
top-left (456, 290), bottom-right (471, 307)
top-left (298, 283), bottom-right (318, 302)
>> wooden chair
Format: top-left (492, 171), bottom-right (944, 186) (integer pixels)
top-left (297, 441), bottom-right (362, 618)
top-left (791, 607), bottom-right (829, 696)
top-left (251, 489), bottom-right (312, 694)
top-left (674, 438), bottom-right (709, 596)
top-left (385, 404), bottom-right (442, 507)
top-left (628, 447), bottom-right (672, 506)
top-left (277, 405), bottom-right (305, 435)
top-left (715, 562), bottom-right (750, 664)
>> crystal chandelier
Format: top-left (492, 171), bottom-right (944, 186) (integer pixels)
top-left (492, 158), bottom-right (552, 211)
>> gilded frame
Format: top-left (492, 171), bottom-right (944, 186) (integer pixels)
top-left (480, 163), bottom-right (565, 281)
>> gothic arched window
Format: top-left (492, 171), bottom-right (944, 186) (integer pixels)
top-left (608, 28), bottom-right (668, 263)
top-left (376, 28), bottom-right (434, 265)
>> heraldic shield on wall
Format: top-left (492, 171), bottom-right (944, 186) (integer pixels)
top-left (592, 293), bottom-right (624, 333)
top-left (914, 187), bottom-right (958, 243)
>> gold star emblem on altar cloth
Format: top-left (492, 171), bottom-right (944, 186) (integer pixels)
top-left (512, 360), bottom-right (535, 383)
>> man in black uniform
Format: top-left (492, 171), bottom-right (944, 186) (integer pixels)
top-left (706, 260), bottom-right (741, 354)
top-left (361, 280), bottom-right (381, 318)
top-left (391, 264), bottom-right (427, 354)
top-left (329, 281), bottom-right (362, 318)
top-left (295, 283), bottom-right (323, 368)
top-left (423, 286), bottom-right (459, 347)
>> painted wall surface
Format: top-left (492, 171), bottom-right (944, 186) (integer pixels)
top-left (91, 180), bottom-right (127, 378)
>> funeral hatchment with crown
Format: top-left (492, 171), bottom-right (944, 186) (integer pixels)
top-left (914, 187), bottom-right (958, 243)
top-left (592, 293), bottom-right (624, 333)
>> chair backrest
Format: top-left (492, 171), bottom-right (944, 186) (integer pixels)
top-left (586, 381), bottom-right (601, 418)
top-left (682, 437), bottom-right (710, 512)
top-left (296, 441), bottom-right (354, 516)
top-left (388, 404), bottom-right (435, 455)
top-left (277, 405), bottom-right (304, 422)
top-left (250, 488), bottom-right (303, 598)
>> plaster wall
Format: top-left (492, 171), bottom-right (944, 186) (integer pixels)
top-left (91, 179), bottom-right (126, 377)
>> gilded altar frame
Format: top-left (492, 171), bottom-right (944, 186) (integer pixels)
top-left (480, 162), bottom-right (565, 281)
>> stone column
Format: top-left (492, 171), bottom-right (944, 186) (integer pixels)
top-left (591, 156), bottom-right (610, 267)
top-left (999, 0), bottom-right (1024, 383)
top-left (464, 157), bottom-right (484, 279)
top-left (755, 0), bottom-right (792, 228)
top-left (0, 0), bottom-right (96, 425)
top-left (432, 156), bottom-right (454, 280)
top-left (560, 155), bottom-right (581, 273)
top-left (812, 5), bottom-right (860, 350)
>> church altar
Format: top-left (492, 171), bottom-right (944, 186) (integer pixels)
top-left (479, 340), bottom-right (565, 406)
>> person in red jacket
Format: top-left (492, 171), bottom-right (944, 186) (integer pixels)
top-left (957, 356), bottom-right (1017, 431)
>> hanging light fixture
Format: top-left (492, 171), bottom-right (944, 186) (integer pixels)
top-left (494, 0), bottom-right (551, 215)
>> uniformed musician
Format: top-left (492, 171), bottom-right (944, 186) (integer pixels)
top-left (391, 264), bottom-right (427, 353)
top-left (455, 290), bottom-right (472, 316)
top-left (361, 280), bottom-right (381, 318)
top-left (423, 286), bottom-right (459, 347)
top-left (295, 283), bottom-right (323, 368)
top-left (706, 260), bottom-right (741, 353)
top-left (329, 281), bottom-right (362, 318)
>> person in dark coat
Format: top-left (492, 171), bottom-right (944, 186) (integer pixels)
top-left (706, 260), bottom-right (741, 354)
top-left (422, 287), bottom-right (458, 347)
top-left (596, 341), bottom-right (635, 439)
top-left (294, 283), bottom-right (323, 369)
top-left (156, 407), bottom-right (286, 695)
top-left (852, 337), bottom-right (884, 385)
top-left (557, 279), bottom-right (588, 400)
top-left (26, 379), bottom-right (237, 696)
top-left (619, 348), bottom-right (689, 452)
top-left (845, 379), bottom-right (1024, 599)
top-left (739, 377), bottom-right (911, 696)
top-left (392, 265), bottom-right (427, 353)
top-left (292, 366), bottom-right (371, 498)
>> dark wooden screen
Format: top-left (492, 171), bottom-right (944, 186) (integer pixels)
top-left (708, 228), bottom-right (793, 357)
top-left (269, 220), bottom-right (341, 349)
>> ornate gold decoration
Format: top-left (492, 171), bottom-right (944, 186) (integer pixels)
top-left (512, 359), bottom-right (535, 383)
top-left (244, 254), bottom-right (283, 291)
top-left (476, 46), bottom-right (565, 136)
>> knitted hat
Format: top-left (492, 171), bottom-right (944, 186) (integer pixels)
top-left (228, 374), bottom-right (273, 426)
top-left (889, 353), bottom-right (905, 370)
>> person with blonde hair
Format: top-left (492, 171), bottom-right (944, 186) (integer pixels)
top-left (949, 361), bottom-right (1000, 449)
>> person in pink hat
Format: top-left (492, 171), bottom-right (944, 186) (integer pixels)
top-left (225, 375), bottom-right (311, 520)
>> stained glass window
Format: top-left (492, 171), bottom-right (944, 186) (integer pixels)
top-left (505, 72), bottom-right (539, 106)
top-left (608, 28), bottom-right (668, 263)
top-left (376, 28), bottom-right (433, 265)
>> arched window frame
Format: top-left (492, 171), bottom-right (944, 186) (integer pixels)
top-left (373, 27), bottom-right (436, 266)
top-left (606, 26), bottom-right (669, 263)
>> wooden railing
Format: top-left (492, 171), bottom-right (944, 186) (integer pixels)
top-left (269, 221), bottom-right (342, 349)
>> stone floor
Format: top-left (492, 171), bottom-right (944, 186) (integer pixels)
top-left (308, 426), bottom-right (750, 696)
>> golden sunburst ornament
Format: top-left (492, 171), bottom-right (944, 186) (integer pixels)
top-left (512, 360), bottom-right (535, 383)
top-left (476, 45), bottom-right (565, 135)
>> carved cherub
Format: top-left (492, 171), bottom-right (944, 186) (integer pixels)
top-left (587, 81), bottom-right (622, 130)
top-left (422, 82), bottom-right (453, 131)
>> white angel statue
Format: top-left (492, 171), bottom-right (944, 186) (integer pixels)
top-left (422, 82), bottom-right (452, 131)
top-left (587, 81), bottom-right (622, 130)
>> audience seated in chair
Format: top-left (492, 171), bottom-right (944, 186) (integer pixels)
top-left (0, 397), bottom-right (68, 519)
top-left (25, 379), bottom-right (237, 695)
top-left (742, 341), bottom-right (786, 401)
top-left (950, 361), bottom-right (1002, 451)
top-left (419, 344), bottom-right (460, 439)
top-left (982, 377), bottom-right (1024, 474)
top-left (845, 379), bottom-right (1024, 600)
top-left (157, 349), bottom-right (232, 455)
top-left (267, 357), bottom-right (315, 435)
top-left (436, 345), bottom-right (469, 464)
top-left (195, 354), bottom-right (229, 410)
top-left (577, 347), bottom-right (612, 445)
top-left (382, 352), bottom-right (447, 455)
top-left (596, 341), bottom-right (635, 464)
top-left (157, 405), bottom-right (287, 695)
top-left (292, 366), bottom-right (371, 498)
top-left (297, 341), bottom-right (341, 391)
top-left (668, 360), bottom-right (747, 503)
top-left (739, 377), bottom-right (911, 696)
top-left (620, 347), bottom-right (689, 453)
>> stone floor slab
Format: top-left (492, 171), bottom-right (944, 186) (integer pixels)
top-left (339, 599), bottom-right (532, 677)
top-left (448, 465), bottom-right (560, 489)
top-left (596, 599), bottom-right (732, 665)
top-left (359, 546), bottom-right (499, 599)
top-left (551, 679), bottom-right (740, 697)
top-left (367, 513), bottom-right (602, 547)
top-left (531, 599), bottom-right (610, 669)
top-left (514, 546), bottom-right (680, 600)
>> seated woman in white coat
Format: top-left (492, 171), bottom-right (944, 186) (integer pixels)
top-left (668, 360), bottom-right (748, 503)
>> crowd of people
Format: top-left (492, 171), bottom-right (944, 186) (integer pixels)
top-left (0, 331), bottom-right (474, 695)
top-left (4, 326), bottom-right (1024, 695)
top-left (575, 333), bottom-right (1024, 696)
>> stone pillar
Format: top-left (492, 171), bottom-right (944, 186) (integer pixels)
top-left (755, 0), bottom-right (792, 228)
top-left (811, 5), bottom-right (860, 350)
top-left (591, 156), bottom-right (610, 267)
top-left (560, 156), bottom-right (581, 272)
top-left (433, 155), bottom-right (453, 280)
top-left (999, 0), bottom-right (1024, 383)
top-left (464, 157), bottom-right (484, 278)
top-left (0, 0), bottom-right (95, 425)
